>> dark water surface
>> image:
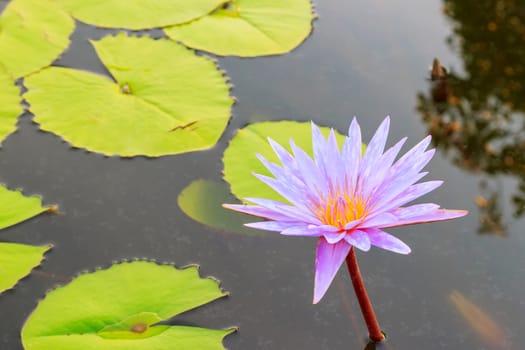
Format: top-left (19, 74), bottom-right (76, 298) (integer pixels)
top-left (1, 0), bottom-right (524, 349)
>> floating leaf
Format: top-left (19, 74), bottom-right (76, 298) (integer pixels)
top-left (0, 186), bottom-right (49, 230)
top-left (164, 0), bottom-right (315, 57)
top-left (178, 179), bottom-right (263, 235)
top-left (24, 33), bottom-right (233, 157)
top-left (0, 70), bottom-right (21, 144)
top-left (54, 0), bottom-right (227, 30)
top-left (0, 0), bottom-right (74, 78)
top-left (22, 261), bottom-right (235, 349)
top-left (223, 121), bottom-right (346, 202)
top-left (0, 243), bottom-right (51, 294)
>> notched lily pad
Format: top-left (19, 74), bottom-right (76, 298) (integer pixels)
top-left (0, 69), bottom-right (21, 144)
top-left (178, 179), bottom-right (263, 235)
top-left (0, 185), bottom-right (49, 230)
top-left (0, 243), bottom-right (51, 294)
top-left (0, 0), bottom-right (74, 78)
top-left (165, 0), bottom-right (315, 57)
top-left (0, 185), bottom-right (52, 294)
top-left (54, 0), bottom-right (227, 30)
top-left (22, 260), bottom-right (235, 349)
top-left (222, 121), bottom-right (346, 202)
top-left (24, 33), bottom-right (234, 157)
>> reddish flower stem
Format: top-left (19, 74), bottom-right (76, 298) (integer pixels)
top-left (346, 247), bottom-right (385, 342)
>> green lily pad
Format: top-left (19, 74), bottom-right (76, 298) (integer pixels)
top-left (0, 243), bottom-right (51, 294)
top-left (223, 121), bottom-right (346, 202)
top-left (164, 0), bottom-right (315, 57)
top-left (0, 70), bottom-right (21, 144)
top-left (0, 0), bottom-right (74, 78)
top-left (178, 179), bottom-right (263, 235)
top-left (22, 261), bottom-right (235, 349)
top-left (24, 33), bottom-right (234, 157)
top-left (0, 186), bottom-right (49, 230)
top-left (54, 0), bottom-right (227, 30)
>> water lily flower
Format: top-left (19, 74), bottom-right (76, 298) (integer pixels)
top-left (224, 117), bottom-right (467, 304)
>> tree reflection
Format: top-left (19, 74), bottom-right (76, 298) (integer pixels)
top-left (416, 0), bottom-right (525, 235)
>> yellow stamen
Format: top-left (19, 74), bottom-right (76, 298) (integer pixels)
top-left (317, 191), bottom-right (368, 228)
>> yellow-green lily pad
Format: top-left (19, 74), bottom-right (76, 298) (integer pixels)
top-left (0, 0), bottom-right (74, 78)
top-left (0, 243), bottom-right (51, 294)
top-left (0, 185), bottom-right (52, 294)
top-left (24, 33), bottom-right (234, 157)
top-left (22, 261), bottom-right (235, 349)
top-left (0, 69), bottom-right (21, 144)
top-left (54, 0), bottom-right (227, 30)
top-left (0, 186), bottom-right (48, 230)
top-left (165, 0), bottom-right (315, 57)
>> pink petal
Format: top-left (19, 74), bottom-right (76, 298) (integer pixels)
top-left (314, 238), bottom-right (351, 304)
top-left (366, 228), bottom-right (411, 254)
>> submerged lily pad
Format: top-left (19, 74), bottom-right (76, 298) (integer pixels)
top-left (24, 33), bottom-right (233, 157)
top-left (178, 179), bottom-right (263, 235)
top-left (223, 121), bottom-right (346, 202)
top-left (22, 261), bottom-right (234, 349)
top-left (164, 0), bottom-right (315, 57)
top-left (0, 243), bottom-right (51, 294)
top-left (0, 0), bottom-right (74, 78)
top-left (54, 0), bottom-right (227, 30)
top-left (0, 70), bottom-right (21, 144)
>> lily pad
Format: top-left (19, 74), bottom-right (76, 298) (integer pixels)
top-left (22, 261), bottom-right (235, 349)
top-left (164, 0), bottom-right (315, 57)
top-left (54, 0), bottom-right (227, 30)
top-left (0, 70), bottom-right (21, 144)
top-left (178, 179), bottom-right (263, 235)
top-left (222, 121), bottom-right (346, 202)
top-left (0, 0), bottom-right (74, 78)
top-left (0, 186), bottom-right (49, 230)
top-left (0, 243), bottom-right (51, 294)
top-left (24, 33), bottom-right (234, 157)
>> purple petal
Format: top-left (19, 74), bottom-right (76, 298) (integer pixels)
top-left (366, 228), bottom-right (411, 254)
top-left (360, 212), bottom-right (398, 228)
top-left (289, 139), bottom-right (326, 197)
top-left (267, 138), bottom-right (295, 167)
top-left (361, 137), bottom-right (406, 198)
top-left (243, 196), bottom-right (320, 224)
top-left (324, 129), bottom-right (343, 189)
top-left (323, 232), bottom-right (347, 243)
top-left (381, 207), bottom-right (468, 228)
top-left (374, 180), bottom-right (443, 212)
top-left (344, 229), bottom-right (371, 251)
top-left (360, 117), bottom-right (390, 177)
top-left (311, 122), bottom-right (328, 172)
top-left (282, 224), bottom-right (338, 236)
top-left (245, 221), bottom-right (306, 232)
top-left (314, 238), bottom-right (351, 304)
top-left (223, 204), bottom-right (299, 222)
top-left (342, 117), bottom-right (362, 194)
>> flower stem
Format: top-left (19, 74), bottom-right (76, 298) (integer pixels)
top-left (346, 247), bottom-right (385, 342)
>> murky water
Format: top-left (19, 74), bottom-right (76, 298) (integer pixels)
top-left (0, 0), bottom-right (523, 349)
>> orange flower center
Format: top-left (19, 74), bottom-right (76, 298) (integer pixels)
top-left (317, 192), bottom-right (368, 228)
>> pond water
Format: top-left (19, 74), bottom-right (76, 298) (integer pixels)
top-left (1, 0), bottom-right (524, 349)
